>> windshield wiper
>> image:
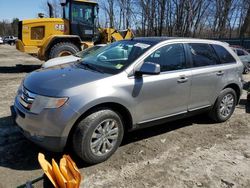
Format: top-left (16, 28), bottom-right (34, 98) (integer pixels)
top-left (81, 63), bottom-right (104, 73)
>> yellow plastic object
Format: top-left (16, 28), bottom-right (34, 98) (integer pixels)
top-left (63, 155), bottom-right (81, 188)
top-left (60, 157), bottom-right (77, 188)
top-left (38, 153), bottom-right (58, 188)
top-left (38, 153), bottom-right (82, 188)
top-left (52, 159), bottom-right (67, 188)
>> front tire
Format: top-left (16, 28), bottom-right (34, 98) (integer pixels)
top-left (209, 88), bottom-right (237, 122)
top-left (73, 109), bottom-right (124, 164)
top-left (49, 42), bottom-right (79, 59)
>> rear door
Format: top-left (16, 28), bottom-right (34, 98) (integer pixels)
top-left (186, 43), bottom-right (225, 110)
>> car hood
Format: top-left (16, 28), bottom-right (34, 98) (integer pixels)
top-left (24, 63), bottom-right (110, 96)
top-left (42, 55), bottom-right (80, 68)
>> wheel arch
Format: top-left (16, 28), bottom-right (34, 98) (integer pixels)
top-left (223, 83), bottom-right (241, 103)
top-left (66, 102), bottom-right (133, 147)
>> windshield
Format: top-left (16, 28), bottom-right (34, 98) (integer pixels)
top-left (75, 45), bottom-right (104, 58)
top-left (79, 40), bottom-right (152, 74)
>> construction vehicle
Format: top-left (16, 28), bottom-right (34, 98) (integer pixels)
top-left (16, 0), bottom-right (133, 60)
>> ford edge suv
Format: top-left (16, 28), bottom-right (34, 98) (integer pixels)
top-left (14, 37), bottom-right (243, 164)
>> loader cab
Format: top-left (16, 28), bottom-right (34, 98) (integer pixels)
top-left (63, 0), bottom-right (98, 41)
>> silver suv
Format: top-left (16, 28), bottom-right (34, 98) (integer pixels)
top-left (14, 38), bottom-right (243, 164)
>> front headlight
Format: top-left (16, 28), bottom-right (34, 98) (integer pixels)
top-left (30, 95), bottom-right (68, 114)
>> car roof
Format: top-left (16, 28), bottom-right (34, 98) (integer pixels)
top-left (95, 44), bottom-right (106, 47)
top-left (231, 47), bottom-right (247, 51)
top-left (130, 37), bottom-right (177, 45)
top-left (129, 37), bottom-right (226, 46)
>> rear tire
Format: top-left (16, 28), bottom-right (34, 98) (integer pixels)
top-left (48, 42), bottom-right (79, 59)
top-left (73, 109), bottom-right (124, 164)
top-left (209, 88), bottom-right (237, 122)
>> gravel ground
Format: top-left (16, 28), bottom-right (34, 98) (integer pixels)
top-left (0, 45), bottom-right (250, 188)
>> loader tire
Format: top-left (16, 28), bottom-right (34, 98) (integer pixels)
top-left (49, 42), bottom-right (79, 59)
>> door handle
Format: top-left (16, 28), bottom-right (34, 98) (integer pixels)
top-left (216, 71), bottom-right (224, 76)
top-left (177, 76), bottom-right (188, 83)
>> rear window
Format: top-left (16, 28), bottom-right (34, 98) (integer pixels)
top-left (188, 43), bottom-right (219, 67)
top-left (212, 45), bottom-right (236, 64)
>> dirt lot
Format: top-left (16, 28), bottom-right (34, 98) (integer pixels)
top-left (0, 45), bottom-right (250, 188)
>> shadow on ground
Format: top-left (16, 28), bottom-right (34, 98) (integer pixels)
top-left (238, 99), bottom-right (250, 113)
top-left (0, 115), bottom-right (61, 171)
top-left (0, 109), bottom-right (215, 170)
top-left (0, 64), bottom-right (41, 73)
top-left (71, 114), bottom-right (216, 168)
top-left (243, 81), bottom-right (250, 91)
top-left (122, 114), bottom-right (214, 146)
top-left (1, 100), bottom-right (248, 170)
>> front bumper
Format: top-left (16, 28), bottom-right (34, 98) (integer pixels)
top-left (13, 96), bottom-right (78, 152)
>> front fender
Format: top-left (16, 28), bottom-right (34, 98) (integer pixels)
top-left (61, 97), bottom-right (134, 140)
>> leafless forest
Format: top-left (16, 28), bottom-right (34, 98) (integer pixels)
top-left (98, 0), bottom-right (250, 38)
top-left (1, 0), bottom-right (250, 39)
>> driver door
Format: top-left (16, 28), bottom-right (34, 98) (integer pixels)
top-left (133, 43), bottom-right (192, 124)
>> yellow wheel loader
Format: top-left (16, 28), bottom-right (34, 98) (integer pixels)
top-left (16, 0), bottom-right (134, 60)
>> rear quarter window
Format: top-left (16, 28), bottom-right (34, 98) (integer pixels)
top-left (212, 45), bottom-right (236, 64)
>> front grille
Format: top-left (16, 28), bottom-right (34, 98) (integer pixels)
top-left (19, 86), bottom-right (36, 110)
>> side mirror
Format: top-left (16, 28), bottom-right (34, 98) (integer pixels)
top-left (135, 62), bottom-right (160, 76)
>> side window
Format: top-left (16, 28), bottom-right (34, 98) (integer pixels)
top-left (237, 49), bottom-right (245, 56)
top-left (188, 43), bottom-right (219, 67)
top-left (212, 45), bottom-right (236, 64)
top-left (144, 44), bottom-right (186, 72)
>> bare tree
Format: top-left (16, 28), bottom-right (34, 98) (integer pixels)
top-left (41, 0), bottom-right (62, 18)
top-left (240, 0), bottom-right (250, 37)
top-left (0, 18), bottom-right (19, 36)
top-left (99, 0), bottom-right (115, 28)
